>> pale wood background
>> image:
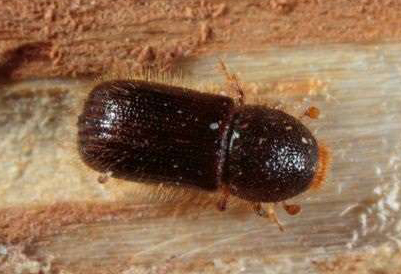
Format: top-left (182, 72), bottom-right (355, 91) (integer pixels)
top-left (0, 42), bottom-right (400, 273)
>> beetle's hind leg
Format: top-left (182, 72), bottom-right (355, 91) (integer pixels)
top-left (217, 185), bottom-right (231, 211)
top-left (218, 59), bottom-right (245, 106)
top-left (97, 171), bottom-right (112, 184)
top-left (252, 203), bottom-right (284, 231)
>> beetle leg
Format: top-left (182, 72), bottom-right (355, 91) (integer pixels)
top-left (97, 171), bottom-right (112, 184)
top-left (266, 204), bottom-right (284, 232)
top-left (253, 203), bottom-right (284, 231)
top-left (252, 202), bottom-right (265, 216)
top-left (217, 185), bottom-right (230, 211)
top-left (282, 201), bottom-right (301, 215)
top-left (218, 59), bottom-right (245, 106)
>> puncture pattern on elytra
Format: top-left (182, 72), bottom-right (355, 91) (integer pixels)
top-left (77, 63), bottom-right (330, 230)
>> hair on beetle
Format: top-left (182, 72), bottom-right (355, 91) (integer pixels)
top-left (58, 67), bottom-right (246, 215)
top-left (310, 143), bottom-right (331, 190)
top-left (73, 61), bottom-right (331, 230)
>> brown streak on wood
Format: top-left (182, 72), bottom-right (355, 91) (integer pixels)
top-left (1, 0), bottom-right (401, 80)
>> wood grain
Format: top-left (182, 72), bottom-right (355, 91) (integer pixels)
top-left (0, 42), bottom-right (400, 273)
top-left (1, 0), bottom-right (401, 81)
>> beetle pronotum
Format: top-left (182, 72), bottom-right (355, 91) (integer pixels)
top-left (77, 62), bottom-right (330, 230)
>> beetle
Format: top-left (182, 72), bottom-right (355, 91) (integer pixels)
top-left (77, 62), bottom-right (330, 230)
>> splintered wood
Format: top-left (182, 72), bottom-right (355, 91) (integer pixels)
top-left (1, 42), bottom-right (400, 273)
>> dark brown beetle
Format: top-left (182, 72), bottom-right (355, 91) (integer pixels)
top-left (77, 63), bottom-right (330, 229)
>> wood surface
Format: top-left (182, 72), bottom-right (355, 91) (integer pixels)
top-left (1, 42), bottom-right (400, 273)
top-left (1, 0), bottom-right (401, 81)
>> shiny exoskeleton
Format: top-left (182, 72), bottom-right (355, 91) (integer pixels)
top-left (78, 80), bottom-right (321, 207)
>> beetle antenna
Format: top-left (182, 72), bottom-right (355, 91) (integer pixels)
top-left (282, 201), bottom-right (301, 215)
top-left (302, 106), bottom-right (320, 120)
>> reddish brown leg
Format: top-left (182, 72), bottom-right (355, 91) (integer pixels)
top-left (252, 203), bottom-right (265, 216)
top-left (253, 203), bottom-right (284, 232)
top-left (217, 185), bottom-right (230, 211)
top-left (282, 201), bottom-right (301, 216)
top-left (303, 106), bottom-right (320, 119)
top-left (97, 172), bottom-right (112, 184)
top-left (218, 59), bottom-right (245, 106)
